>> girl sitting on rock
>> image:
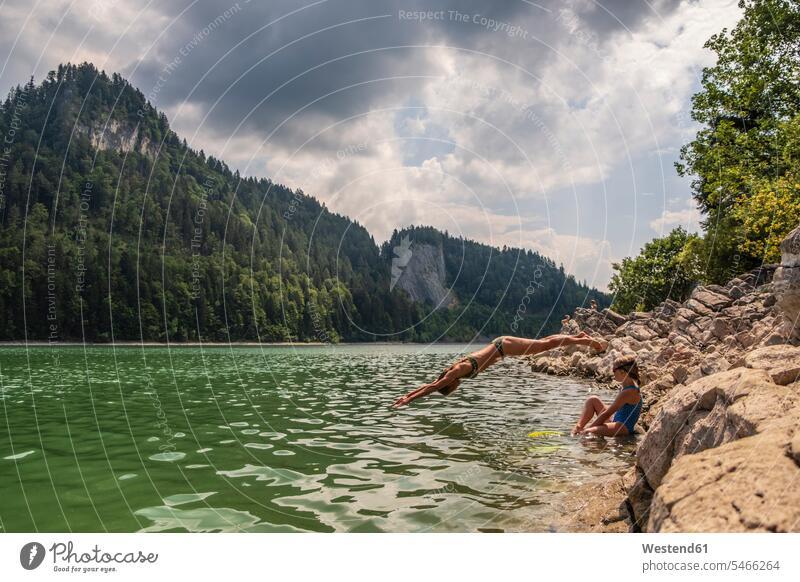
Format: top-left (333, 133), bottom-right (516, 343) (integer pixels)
top-left (392, 332), bottom-right (608, 407)
top-left (571, 355), bottom-right (642, 437)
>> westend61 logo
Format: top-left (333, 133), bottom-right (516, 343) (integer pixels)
top-left (19, 541), bottom-right (158, 573)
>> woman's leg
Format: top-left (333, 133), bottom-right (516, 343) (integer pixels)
top-left (541, 333), bottom-right (607, 353)
top-left (499, 334), bottom-right (606, 357)
top-left (433, 333), bottom-right (607, 387)
top-left (496, 336), bottom-right (550, 357)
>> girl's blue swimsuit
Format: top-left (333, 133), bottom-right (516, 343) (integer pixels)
top-left (612, 385), bottom-right (642, 434)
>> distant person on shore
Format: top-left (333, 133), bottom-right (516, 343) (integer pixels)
top-left (571, 355), bottom-right (642, 437)
top-left (392, 333), bottom-right (609, 407)
top-left (590, 300), bottom-right (597, 311)
top-left (561, 314), bottom-right (580, 335)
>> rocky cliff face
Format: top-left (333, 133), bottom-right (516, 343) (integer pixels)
top-left (393, 242), bottom-right (456, 309)
top-left (77, 118), bottom-right (156, 156)
top-left (537, 227), bottom-right (800, 533)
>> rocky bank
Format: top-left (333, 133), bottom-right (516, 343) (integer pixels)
top-left (539, 225), bottom-right (800, 532)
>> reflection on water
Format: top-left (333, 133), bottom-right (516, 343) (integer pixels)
top-left (0, 345), bottom-right (636, 532)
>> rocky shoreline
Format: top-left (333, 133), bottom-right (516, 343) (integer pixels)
top-left (537, 226), bottom-right (800, 532)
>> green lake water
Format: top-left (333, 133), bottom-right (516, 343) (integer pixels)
top-left (0, 345), bottom-right (636, 532)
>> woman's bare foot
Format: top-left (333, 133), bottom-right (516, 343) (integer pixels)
top-left (570, 334), bottom-right (608, 353)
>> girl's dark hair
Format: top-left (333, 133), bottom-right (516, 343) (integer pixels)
top-left (612, 355), bottom-right (640, 382)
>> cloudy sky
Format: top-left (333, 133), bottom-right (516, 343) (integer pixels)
top-left (0, 0), bottom-right (743, 290)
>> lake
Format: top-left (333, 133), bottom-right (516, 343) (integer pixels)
top-left (0, 345), bottom-right (636, 532)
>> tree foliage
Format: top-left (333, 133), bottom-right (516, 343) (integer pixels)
top-left (612, 0), bottom-right (800, 311)
top-left (676, 0), bottom-right (800, 274)
top-left (609, 228), bottom-right (702, 313)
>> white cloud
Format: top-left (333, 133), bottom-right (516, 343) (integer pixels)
top-left (402, 116), bottom-right (427, 136)
top-left (649, 198), bottom-right (702, 234)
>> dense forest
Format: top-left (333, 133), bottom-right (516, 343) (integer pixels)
top-left (0, 63), bottom-right (606, 343)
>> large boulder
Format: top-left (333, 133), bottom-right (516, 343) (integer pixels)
top-left (601, 307), bottom-right (628, 326)
top-left (636, 367), bottom-right (799, 490)
top-left (619, 322), bottom-right (658, 342)
top-left (690, 286), bottom-right (732, 312)
top-left (774, 224), bottom-right (800, 340)
top-left (685, 298), bottom-right (714, 317)
top-left (744, 344), bottom-right (800, 385)
top-left (555, 473), bottom-right (631, 532)
top-left (572, 307), bottom-right (620, 335)
top-left (648, 413), bottom-right (800, 532)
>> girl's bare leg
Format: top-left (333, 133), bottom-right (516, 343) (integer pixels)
top-left (572, 395), bottom-right (606, 435)
top-left (581, 422), bottom-right (628, 437)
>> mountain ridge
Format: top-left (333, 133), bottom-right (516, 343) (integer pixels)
top-left (0, 62), bottom-right (608, 342)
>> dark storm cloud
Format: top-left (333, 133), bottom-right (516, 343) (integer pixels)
top-left (570, 0), bottom-right (684, 38)
top-left (0, 0), bottom-right (686, 135)
top-left (128, 0), bottom-right (543, 136)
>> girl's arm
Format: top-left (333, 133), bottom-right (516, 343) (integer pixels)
top-left (393, 362), bottom-right (469, 407)
top-left (587, 389), bottom-right (638, 427)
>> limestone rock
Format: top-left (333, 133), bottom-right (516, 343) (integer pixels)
top-left (601, 308), bottom-right (627, 326)
top-left (556, 473), bottom-right (631, 532)
top-left (636, 368), bottom-right (799, 489)
top-left (779, 224), bottom-right (800, 268)
top-left (774, 224), bottom-right (800, 339)
top-left (699, 354), bottom-right (730, 376)
top-left (577, 355), bottom-right (602, 377)
top-left (675, 307), bottom-right (698, 322)
top-left (691, 286), bottom-right (732, 311)
top-left (531, 250), bottom-right (800, 533)
top-left (648, 415), bottom-right (800, 532)
top-left (617, 321), bottom-right (657, 342)
top-left (744, 344), bottom-right (800, 385)
top-left (735, 330), bottom-right (756, 349)
top-left (685, 299), bottom-right (713, 316)
top-left (672, 365), bottom-right (689, 384)
top-left (728, 285), bottom-right (746, 300)
top-left (761, 332), bottom-right (788, 346)
top-left (709, 317), bottom-right (734, 340)
top-left (640, 374), bottom-right (677, 429)
top-left (393, 242), bottom-right (456, 308)
top-left (623, 467), bottom-right (652, 531)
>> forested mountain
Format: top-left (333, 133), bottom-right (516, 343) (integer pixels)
top-left (381, 226), bottom-right (607, 340)
top-left (0, 63), bottom-right (607, 342)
